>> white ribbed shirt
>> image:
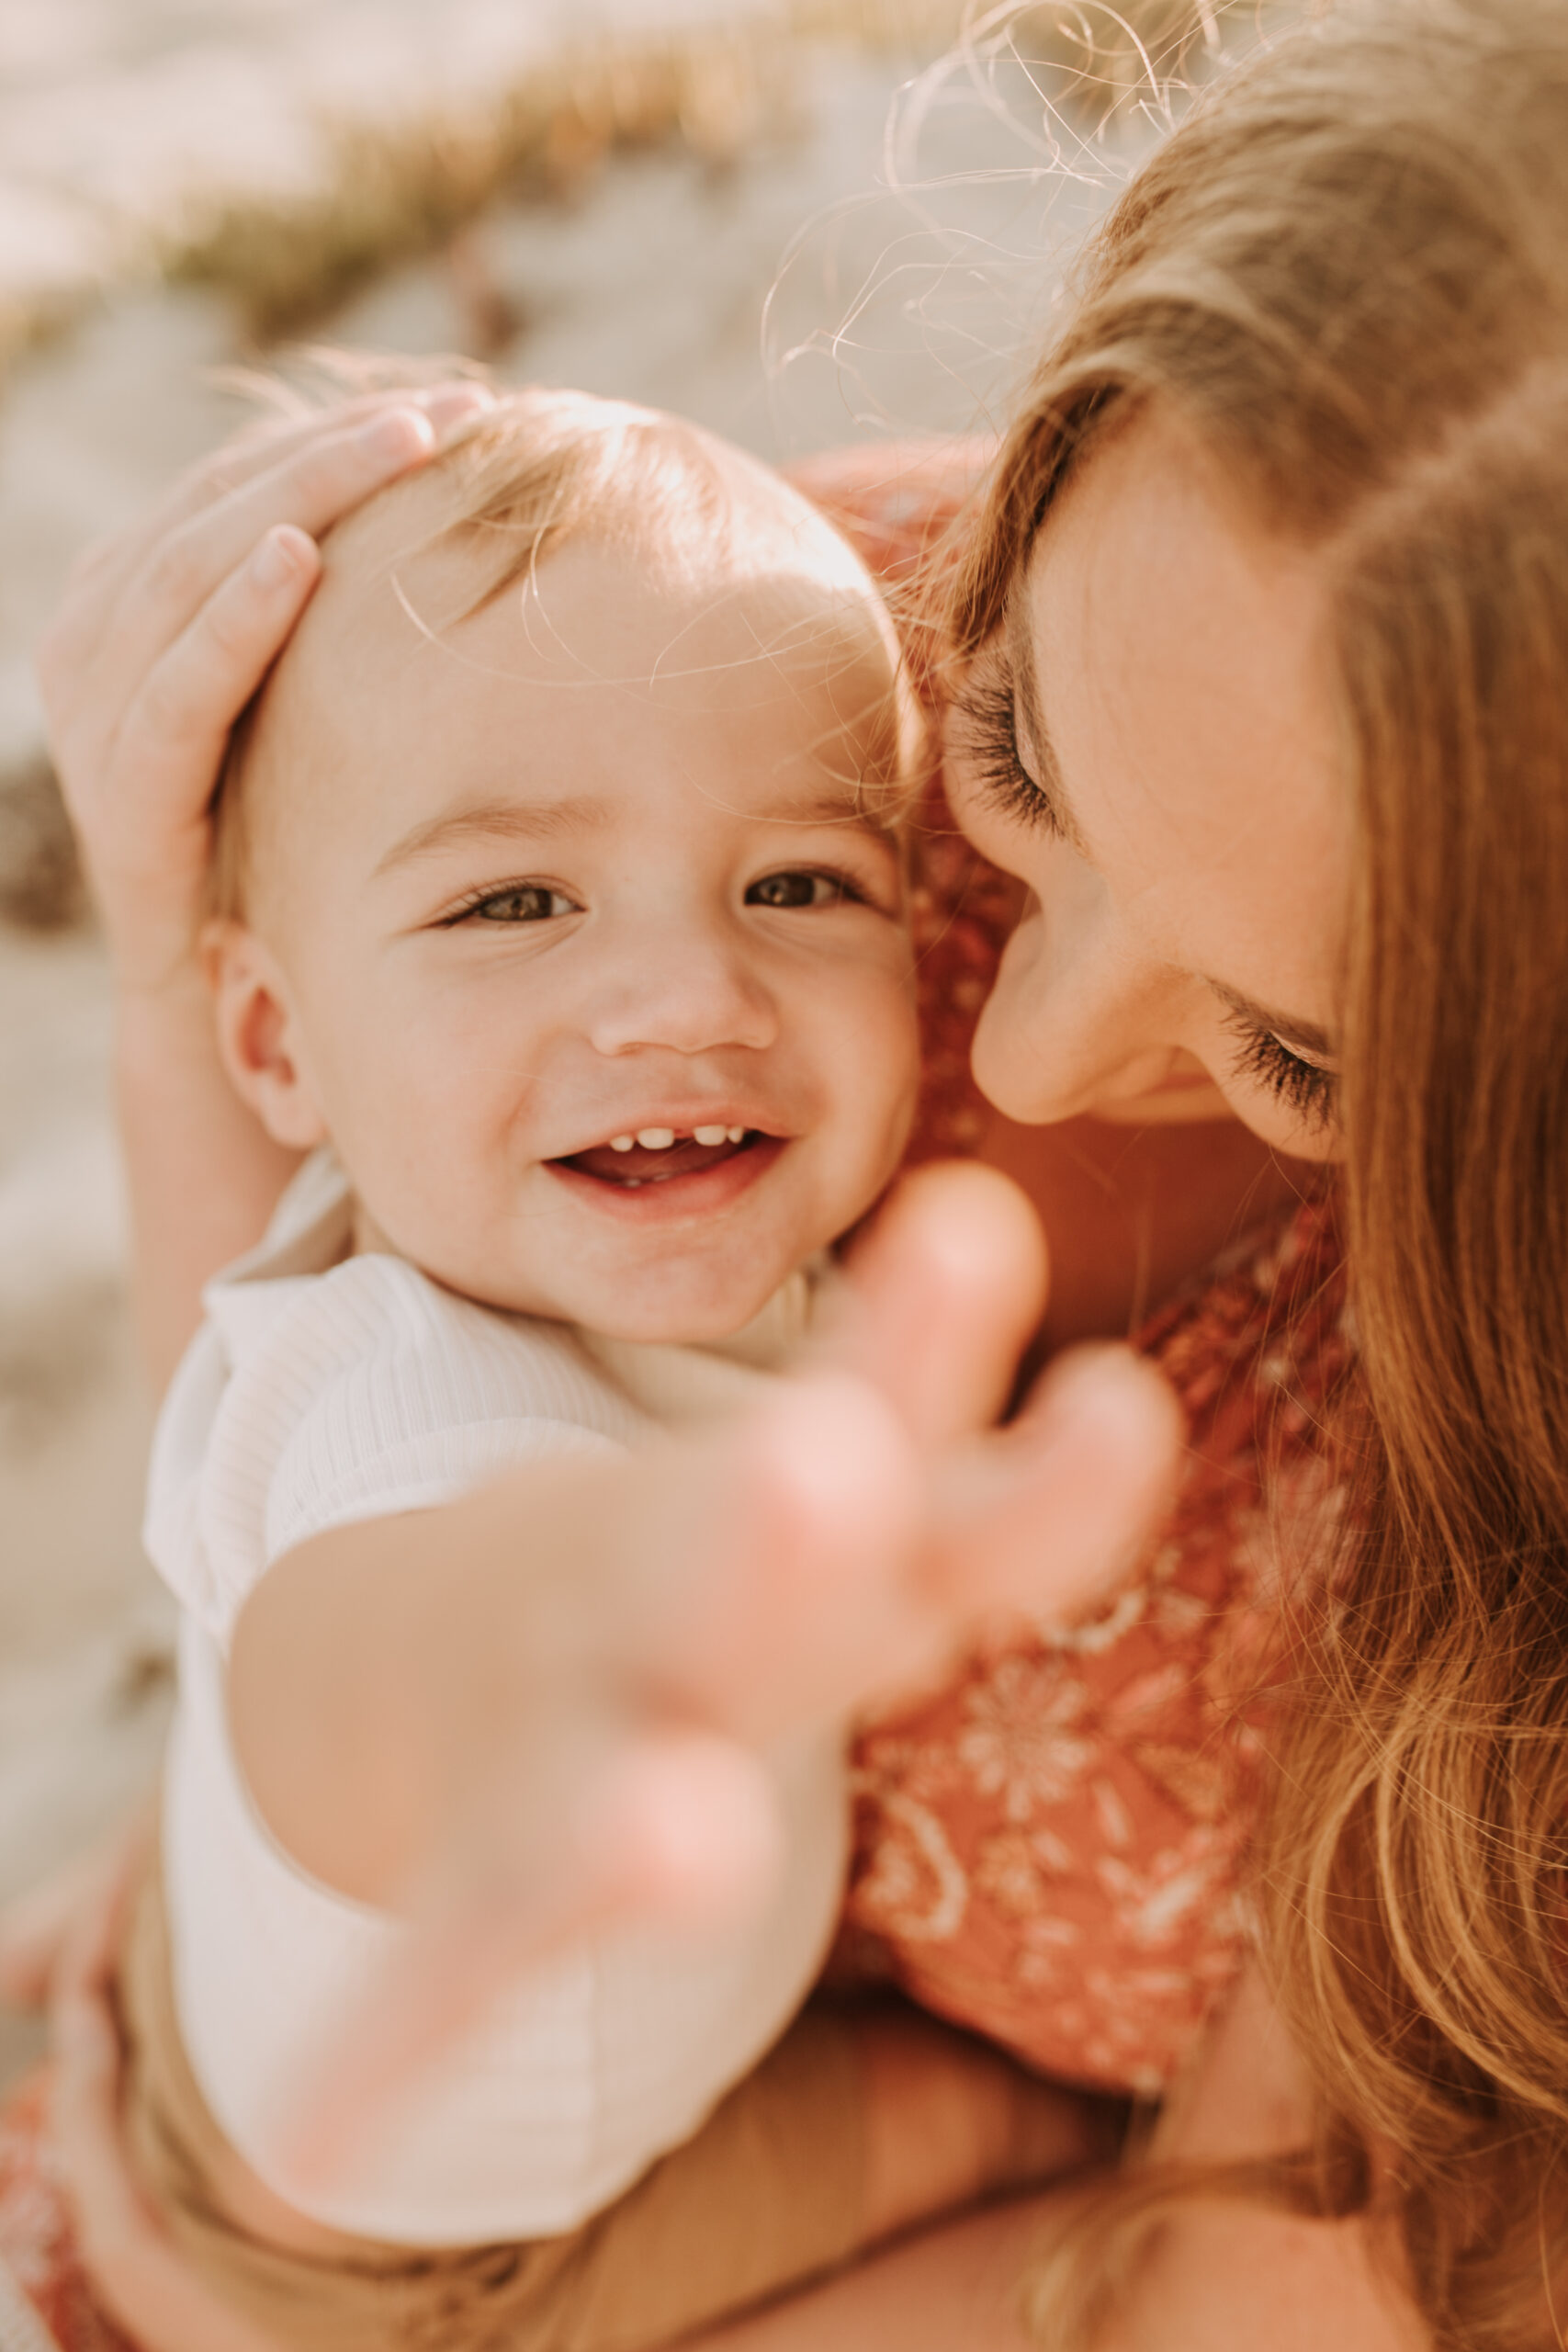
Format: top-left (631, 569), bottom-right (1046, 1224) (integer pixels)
top-left (145, 1151), bottom-right (846, 2246)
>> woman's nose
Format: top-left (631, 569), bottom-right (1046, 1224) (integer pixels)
top-left (584, 922), bottom-right (778, 1058)
top-left (975, 890), bottom-right (1186, 1120)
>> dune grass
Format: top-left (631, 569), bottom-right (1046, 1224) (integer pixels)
top-left (163, 1), bottom-right (1225, 345)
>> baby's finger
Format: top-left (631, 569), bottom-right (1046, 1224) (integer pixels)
top-left (273, 1731), bottom-right (779, 2201)
top-left (833, 1161), bottom-right (1049, 1446)
top-left (923, 1345), bottom-right (1183, 1638)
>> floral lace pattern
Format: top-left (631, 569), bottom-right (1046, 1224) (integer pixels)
top-left (0, 2075), bottom-right (130, 2350)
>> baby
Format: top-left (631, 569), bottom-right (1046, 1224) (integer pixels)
top-left (125, 388), bottom-right (1062, 2351)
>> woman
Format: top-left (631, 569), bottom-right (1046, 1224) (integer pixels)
top-left (11, 0), bottom-right (1568, 2343)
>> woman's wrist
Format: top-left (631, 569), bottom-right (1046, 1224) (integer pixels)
top-left (116, 965), bottom-right (302, 1385)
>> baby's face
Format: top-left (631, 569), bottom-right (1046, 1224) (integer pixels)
top-left (222, 526), bottom-right (920, 1342)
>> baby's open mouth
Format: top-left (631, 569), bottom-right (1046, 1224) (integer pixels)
top-left (555, 1125), bottom-right (762, 1188)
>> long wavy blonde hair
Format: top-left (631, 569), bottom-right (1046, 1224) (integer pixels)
top-left (952, 3), bottom-right (1568, 2342)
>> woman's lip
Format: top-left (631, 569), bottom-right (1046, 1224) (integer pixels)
top-left (543, 1135), bottom-right (787, 1222)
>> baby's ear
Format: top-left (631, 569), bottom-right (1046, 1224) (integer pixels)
top-left (203, 920), bottom-right (328, 1151)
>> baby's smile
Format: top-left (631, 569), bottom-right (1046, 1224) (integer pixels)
top-left (558, 1123), bottom-right (766, 1184)
top-left (547, 1121), bottom-right (788, 1225)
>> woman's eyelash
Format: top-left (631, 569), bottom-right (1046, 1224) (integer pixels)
top-left (1223, 1010), bottom-right (1337, 1131)
top-left (951, 672), bottom-right (1064, 837)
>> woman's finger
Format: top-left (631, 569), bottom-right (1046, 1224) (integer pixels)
top-left (83, 405), bottom-right (441, 724)
top-left (42, 379), bottom-right (492, 677)
top-left (62, 524), bottom-right (324, 987)
top-left (110, 521), bottom-right (321, 833)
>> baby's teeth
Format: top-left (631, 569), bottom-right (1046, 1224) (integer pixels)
top-left (637, 1127), bottom-right (676, 1149)
top-left (727, 1125), bottom-right (746, 1144)
top-left (693, 1125), bottom-right (728, 1147)
top-left (609, 1135), bottom-right (635, 1152)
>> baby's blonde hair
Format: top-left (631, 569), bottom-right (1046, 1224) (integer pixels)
top-left (211, 380), bottom-right (911, 918)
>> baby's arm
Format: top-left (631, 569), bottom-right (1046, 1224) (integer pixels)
top-left (39, 384), bottom-right (492, 1384)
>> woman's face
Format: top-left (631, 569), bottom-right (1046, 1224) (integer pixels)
top-left (946, 404), bottom-right (1350, 1162)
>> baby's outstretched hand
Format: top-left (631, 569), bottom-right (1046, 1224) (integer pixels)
top-left (266, 1162), bottom-right (1180, 2193)
top-left (37, 381), bottom-right (491, 996)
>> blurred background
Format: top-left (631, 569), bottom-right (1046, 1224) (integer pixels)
top-left (0, 0), bottom-right (1265, 2086)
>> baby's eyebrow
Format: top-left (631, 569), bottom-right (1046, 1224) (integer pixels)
top-left (377, 786), bottom-right (891, 876)
top-left (374, 797), bottom-right (614, 876)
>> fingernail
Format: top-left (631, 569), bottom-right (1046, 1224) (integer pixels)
top-left (357, 407), bottom-right (434, 463)
top-left (421, 381), bottom-right (497, 431)
top-left (250, 525), bottom-right (312, 591)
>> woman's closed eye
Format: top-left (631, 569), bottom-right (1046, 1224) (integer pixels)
top-left (1222, 1007), bottom-right (1337, 1132)
top-left (949, 664), bottom-right (1065, 839)
top-left (442, 882), bottom-right (581, 926)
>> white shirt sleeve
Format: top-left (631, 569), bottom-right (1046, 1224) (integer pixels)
top-left (145, 1252), bottom-right (645, 1649)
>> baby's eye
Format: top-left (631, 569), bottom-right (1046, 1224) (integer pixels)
top-left (459, 884), bottom-right (578, 924)
top-left (746, 870), bottom-right (853, 910)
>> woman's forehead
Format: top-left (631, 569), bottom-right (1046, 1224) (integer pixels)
top-left (1021, 410), bottom-right (1350, 1032)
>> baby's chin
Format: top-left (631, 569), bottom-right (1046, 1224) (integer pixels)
top-left (530, 1267), bottom-right (801, 1349)
top-left (409, 1238), bottom-right (806, 1346)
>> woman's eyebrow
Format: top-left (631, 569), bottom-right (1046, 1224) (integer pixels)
top-left (1003, 595), bottom-right (1093, 859)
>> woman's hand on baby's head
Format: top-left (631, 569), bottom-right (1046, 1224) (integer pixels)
top-left (38, 379), bottom-right (494, 996)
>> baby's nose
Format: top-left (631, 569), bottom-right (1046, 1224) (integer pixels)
top-left (586, 934), bottom-right (777, 1057)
